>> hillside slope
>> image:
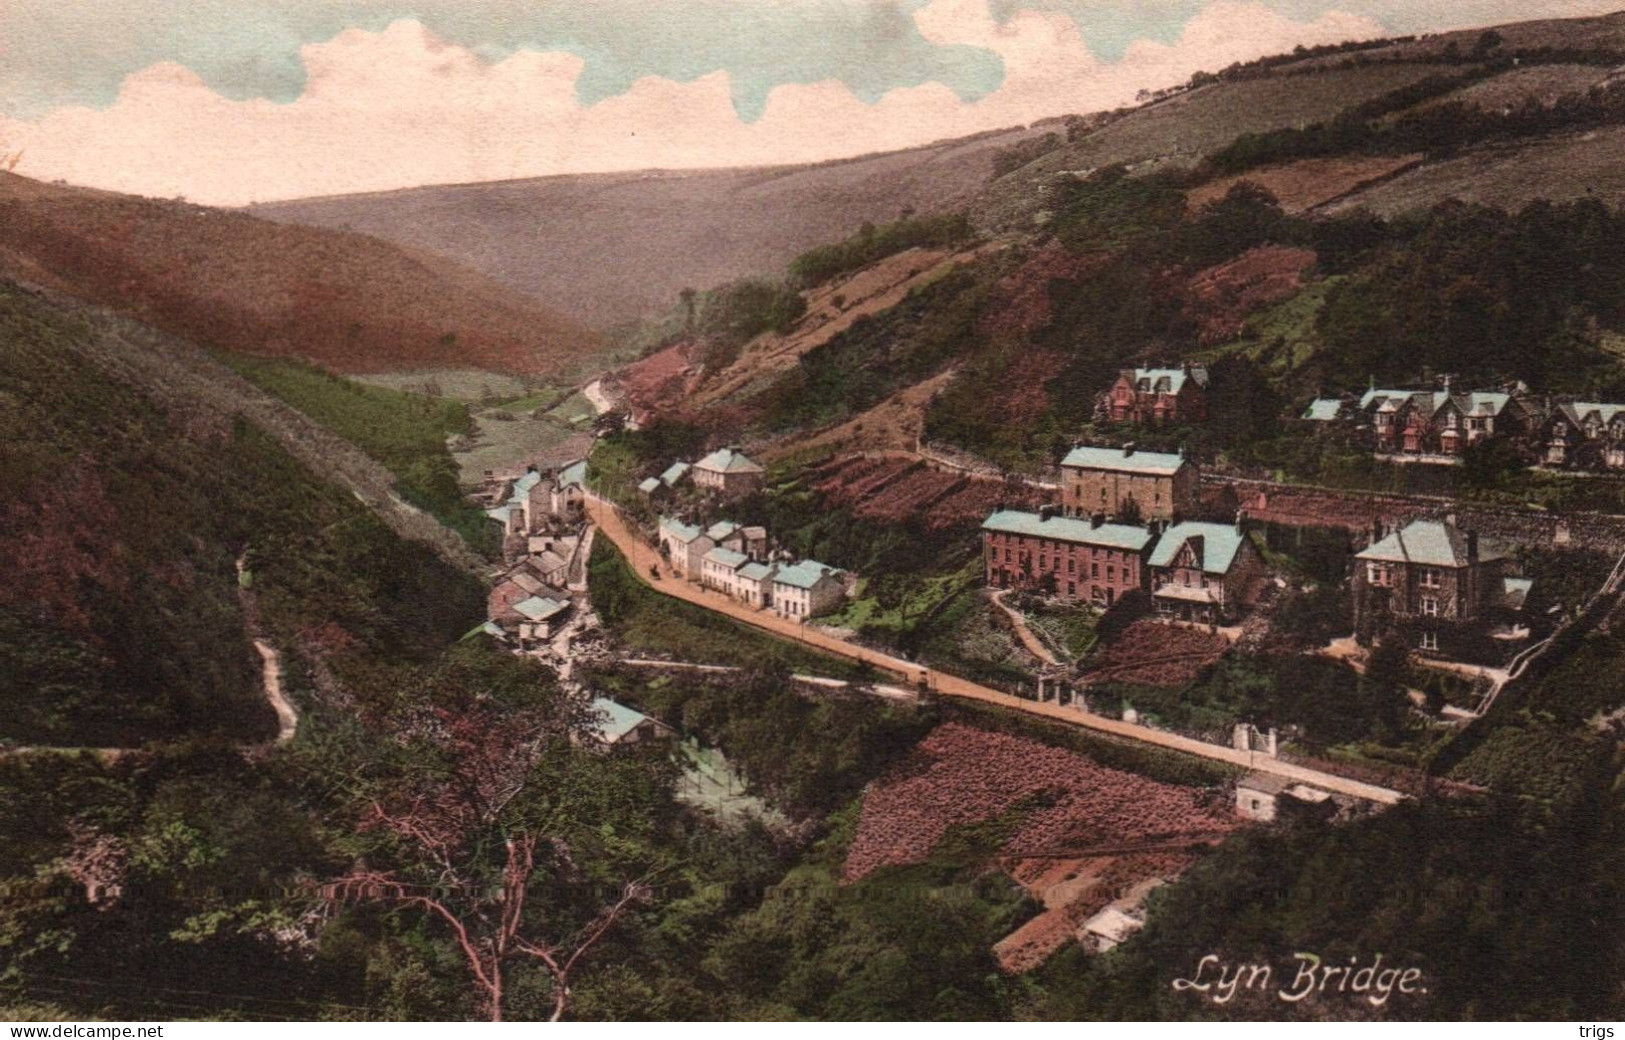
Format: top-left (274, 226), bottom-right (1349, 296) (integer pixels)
top-left (250, 126), bottom-right (1050, 329)
top-left (0, 173), bottom-right (605, 376)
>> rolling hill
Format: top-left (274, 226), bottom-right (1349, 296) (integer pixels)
top-left (0, 173), bottom-right (605, 376)
top-left (249, 125), bottom-right (1051, 329)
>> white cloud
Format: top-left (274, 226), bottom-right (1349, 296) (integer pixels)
top-left (0, 0), bottom-right (1386, 204)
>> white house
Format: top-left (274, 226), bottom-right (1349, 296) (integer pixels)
top-left (770, 560), bottom-right (846, 620)
top-left (700, 546), bottom-right (749, 598)
top-left (658, 516), bottom-right (714, 579)
top-left (737, 561), bottom-right (778, 609)
top-left (512, 595), bottom-right (571, 649)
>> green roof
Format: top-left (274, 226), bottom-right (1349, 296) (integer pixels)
top-left (590, 697), bottom-right (652, 741)
top-left (1061, 445), bottom-right (1187, 475)
top-left (706, 520), bottom-right (740, 541)
top-left (703, 546), bottom-right (749, 570)
top-left (1148, 521), bottom-right (1245, 575)
top-left (513, 596), bottom-right (568, 623)
top-left (695, 448), bottom-right (764, 474)
top-left (660, 461), bottom-right (691, 485)
top-left (659, 516), bottom-right (705, 543)
top-left (1356, 520), bottom-right (1504, 567)
top-left (739, 561), bottom-right (776, 582)
top-left (557, 460), bottom-right (588, 488)
top-left (638, 477), bottom-right (661, 493)
top-left (774, 560), bottom-right (841, 590)
top-left (1124, 366), bottom-right (1207, 394)
top-left (981, 510), bottom-right (1153, 552)
top-left (1302, 398), bottom-right (1343, 421)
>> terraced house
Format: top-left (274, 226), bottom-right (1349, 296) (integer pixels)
top-left (1147, 521), bottom-right (1265, 623)
top-left (981, 508), bottom-right (1153, 608)
top-left (1362, 385), bottom-right (1535, 456)
top-left (1543, 402), bottom-right (1625, 469)
top-left (1100, 364), bottom-right (1208, 425)
top-left (1060, 444), bottom-right (1197, 522)
top-left (770, 561), bottom-right (847, 620)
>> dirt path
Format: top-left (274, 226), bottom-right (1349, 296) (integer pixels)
top-left (254, 639), bottom-right (298, 745)
top-left (584, 492), bottom-right (1403, 805)
top-left (583, 378), bottom-right (616, 416)
top-left (990, 589), bottom-right (1062, 666)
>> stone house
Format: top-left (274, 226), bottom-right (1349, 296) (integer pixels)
top-left (1235, 773), bottom-right (1333, 822)
top-left (692, 447), bottom-right (765, 495)
top-left (1147, 521), bottom-right (1265, 623)
top-left (1543, 402), bottom-right (1625, 469)
top-left (1060, 444), bottom-right (1197, 522)
top-left (770, 561), bottom-right (846, 620)
top-left (1362, 387), bottom-right (1535, 456)
top-left (981, 508), bottom-right (1153, 608)
top-left (657, 516), bottom-right (714, 579)
top-left (705, 520), bottom-right (770, 560)
top-left (1353, 518), bottom-right (1515, 652)
top-left (1101, 365), bottom-right (1208, 425)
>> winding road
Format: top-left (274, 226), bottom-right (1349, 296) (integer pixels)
top-left (582, 492), bottom-right (1403, 805)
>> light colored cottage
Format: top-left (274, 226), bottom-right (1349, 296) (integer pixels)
top-left (736, 561), bottom-right (778, 609)
top-left (692, 447), bottom-right (765, 495)
top-left (700, 546), bottom-right (750, 598)
top-left (771, 561), bottom-right (846, 620)
top-left (657, 516), bottom-right (714, 579)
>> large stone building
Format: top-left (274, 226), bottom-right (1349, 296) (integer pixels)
top-left (1147, 521), bottom-right (1265, 623)
top-left (770, 561), bottom-right (846, 620)
top-left (1352, 518), bottom-right (1514, 652)
top-left (692, 447), bottom-right (766, 495)
top-left (1060, 444), bottom-right (1197, 522)
top-left (1362, 387), bottom-right (1535, 456)
top-left (981, 508), bottom-right (1153, 608)
top-left (1101, 365), bottom-right (1209, 425)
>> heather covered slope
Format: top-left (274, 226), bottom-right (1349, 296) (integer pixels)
top-left (0, 282), bottom-right (484, 748)
top-left (249, 126), bottom-right (1051, 329)
top-left (0, 173), bottom-right (606, 377)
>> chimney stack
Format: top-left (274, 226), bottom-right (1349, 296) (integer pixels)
top-left (1123, 442), bottom-right (1136, 457)
top-left (1467, 531), bottom-right (1479, 563)
top-left (1091, 513), bottom-right (1105, 529)
top-left (1040, 503), bottom-right (1058, 520)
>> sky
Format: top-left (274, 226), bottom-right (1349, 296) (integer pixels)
top-left (0, 0), bottom-right (1618, 204)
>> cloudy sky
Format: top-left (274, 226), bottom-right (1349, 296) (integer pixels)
top-left (1, 0), bottom-right (1616, 204)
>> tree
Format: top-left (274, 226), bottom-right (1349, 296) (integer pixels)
top-left (321, 656), bottom-right (652, 1021)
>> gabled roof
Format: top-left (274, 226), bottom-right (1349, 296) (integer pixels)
top-left (505, 571), bottom-right (546, 595)
top-left (773, 560), bottom-right (842, 590)
top-left (1503, 577), bottom-right (1533, 611)
top-left (531, 550), bottom-right (570, 574)
top-left (638, 477), bottom-right (661, 494)
top-left (660, 461), bottom-right (691, 486)
top-left (702, 546), bottom-right (749, 570)
top-left (1453, 391), bottom-right (1510, 417)
top-left (512, 596), bottom-right (568, 623)
top-left (1238, 771), bottom-right (1295, 796)
top-left (694, 448), bottom-right (764, 475)
top-left (738, 561), bottom-right (777, 582)
top-left (706, 520), bottom-right (740, 541)
top-left (1356, 519), bottom-right (1505, 567)
top-left (1360, 387), bottom-right (1421, 411)
top-left (1061, 445), bottom-right (1188, 476)
top-left (1302, 398), bottom-right (1343, 421)
top-left (981, 510), bottom-right (1154, 552)
top-left (589, 697), bottom-right (654, 742)
top-left (1558, 402), bottom-right (1625, 427)
top-left (513, 471), bottom-right (542, 497)
top-left (1148, 521), bottom-right (1246, 575)
top-left (658, 516), bottom-right (706, 544)
top-left (1124, 366), bottom-right (1208, 394)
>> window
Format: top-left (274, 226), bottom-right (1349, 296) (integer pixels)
top-left (1419, 566), bottom-right (1442, 588)
top-left (1420, 629), bottom-right (1439, 651)
top-left (1091, 563), bottom-right (1099, 578)
top-left (1367, 562), bottom-right (1389, 586)
top-left (1421, 596), bottom-right (1439, 617)
top-left (1068, 558), bottom-right (1076, 574)
top-left (1107, 566), bottom-right (1115, 582)
top-left (1067, 582), bottom-right (1076, 596)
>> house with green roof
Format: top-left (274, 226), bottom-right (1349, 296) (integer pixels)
top-left (770, 560), bottom-right (847, 620)
top-left (692, 446), bottom-right (765, 495)
top-left (1060, 444), bottom-right (1197, 521)
top-left (700, 545), bottom-right (750, 599)
top-left (657, 515), bottom-right (714, 579)
top-left (1147, 521), bottom-right (1265, 623)
top-left (1353, 518), bottom-right (1524, 654)
top-left (582, 697), bottom-right (671, 748)
top-left (981, 508), bottom-right (1154, 608)
top-left (1543, 401), bottom-right (1625, 470)
top-left (1102, 364), bottom-right (1209, 425)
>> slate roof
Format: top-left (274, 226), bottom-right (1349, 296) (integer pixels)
top-left (660, 461), bottom-right (691, 486)
top-left (706, 520), bottom-right (741, 541)
top-left (590, 697), bottom-right (654, 742)
top-left (1356, 520), bottom-right (1505, 567)
top-left (981, 510), bottom-right (1154, 552)
top-left (1503, 577), bottom-right (1534, 611)
top-left (659, 516), bottom-right (706, 544)
top-left (1556, 402), bottom-right (1625, 427)
top-left (1061, 445), bottom-right (1188, 476)
top-left (1148, 521), bottom-right (1246, 575)
top-left (694, 448), bottom-right (764, 475)
top-left (1125, 366), bottom-right (1208, 394)
top-left (773, 560), bottom-right (842, 590)
top-left (1238, 771), bottom-right (1295, 796)
top-left (512, 596), bottom-right (568, 623)
top-left (738, 561), bottom-right (776, 582)
top-left (703, 546), bottom-right (749, 570)
top-left (557, 460), bottom-right (588, 489)
top-left (638, 477), bottom-right (661, 494)
top-left (1302, 398), bottom-right (1344, 421)
top-left (531, 550), bottom-right (570, 575)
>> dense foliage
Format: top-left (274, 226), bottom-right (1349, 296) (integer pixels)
top-left (788, 212), bottom-right (976, 287)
